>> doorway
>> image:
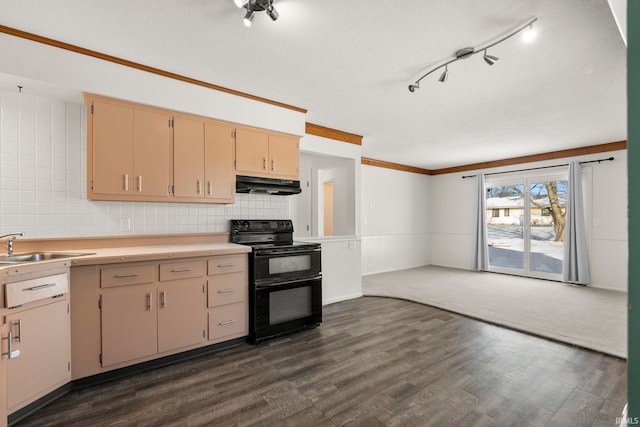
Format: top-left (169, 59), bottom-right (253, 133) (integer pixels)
top-left (485, 173), bottom-right (568, 280)
top-left (323, 181), bottom-right (334, 236)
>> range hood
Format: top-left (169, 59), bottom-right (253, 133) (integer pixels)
top-left (236, 175), bottom-right (302, 196)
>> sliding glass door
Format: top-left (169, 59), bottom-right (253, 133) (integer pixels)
top-left (486, 174), bottom-right (568, 280)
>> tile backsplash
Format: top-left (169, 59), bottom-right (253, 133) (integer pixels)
top-left (0, 90), bottom-right (289, 238)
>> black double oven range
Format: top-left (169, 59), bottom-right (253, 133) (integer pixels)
top-left (230, 220), bottom-right (322, 344)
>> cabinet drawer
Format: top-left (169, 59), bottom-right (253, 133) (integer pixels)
top-left (208, 302), bottom-right (247, 341)
top-left (100, 265), bottom-right (155, 288)
top-left (208, 272), bottom-right (247, 308)
top-left (159, 260), bottom-right (205, 282)
top-left (208, 254), bottom-right (247, 276)
top-left (5, 273), bottom-right (69, 308)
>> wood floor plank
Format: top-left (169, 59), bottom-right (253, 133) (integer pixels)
top-left (14, 297), bottom-right (626, 427)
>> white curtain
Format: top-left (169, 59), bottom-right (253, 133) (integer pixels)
top-left (474, 173), bottom-right (489, 271)
top-left (562, 161), bottom-right (590, 284)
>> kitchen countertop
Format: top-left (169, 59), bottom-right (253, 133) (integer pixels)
top-left (0, 242), bottom-right (250, 279)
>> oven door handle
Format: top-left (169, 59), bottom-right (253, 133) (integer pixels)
top-left (255, 275), bottom-right (322, 288)
top-left (255, 248), bottom-right (321, 257)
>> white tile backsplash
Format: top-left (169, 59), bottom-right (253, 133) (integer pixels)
top-left (0, 90), bottom-right (290, 238)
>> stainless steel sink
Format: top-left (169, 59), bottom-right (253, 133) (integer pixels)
top-left (0, 252), bottom-right (95, 264)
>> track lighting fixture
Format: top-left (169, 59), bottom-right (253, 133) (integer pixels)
top-left (408, 17), bottom-right (537, 92)
top-left (243, 9), bottom-right (255, 27)
top-left (234, 0), bottom-right (279, 27)
top-left (483, 49), bottom-right (499, 66)
top-left (438, 65), bottom-right (448, 82)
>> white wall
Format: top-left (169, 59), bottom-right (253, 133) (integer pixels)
top-left (429, 150), bottom-right (628, 291)
top-left (0, 34), bottom-right (306, 137)
top-left (0, 90), bottom-right (289, 238)
top-left (296, 134), bottom-right (362, 304)
top-left (361, 165), bottom-right (431, 275)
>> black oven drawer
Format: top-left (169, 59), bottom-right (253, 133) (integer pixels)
top-left (253, 248), bottom-right (321, 282)
top-left (251, 276), bottom-right (322, 343)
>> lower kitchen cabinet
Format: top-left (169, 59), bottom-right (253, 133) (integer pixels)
top-left (101, 286), bottom-right (158, 367)
top-left (5, 298), bottom-right (70, 413)
top-left (157, 280), bottom-right (206, 353)
top-left (71, 253), bottom-right (247, 380)
top-left (207, 254), bottom-right (248, 344)
top-left (0, 322), bottom-right (8, 427)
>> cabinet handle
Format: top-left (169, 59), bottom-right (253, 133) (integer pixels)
top-left (271, 159), bottom-right (275, 171)
top-left (263, 158), bottom-right (267, 170)
top-left (124, 174), bottom-right (129, 191)
top-left (197, 180), bottom-right (202, 194)
top-left (137, 176), bottom-right (143, 192)
top-left (147, 293), bottom-right (153, 311)
top-left (23, 283), bottom-right (56, 291)
top-left (218, 263), bottom-right (235, 268)
top-left (219, 319), bottom-right (237, 326)
top-left (15, 319), bottom-right (22, 343)
top-left (218, 288), bottom-right (236, 294)
top-left (208, 181), bottom-right (212, 196)
top-left (114, 273), bottom-right (139, 279)
top-left (171, 268), bottom-right (192, 273)
top-left (161, 291), bottom-right (167, 308)
top-left (1, 331), bottom-right (15, 360)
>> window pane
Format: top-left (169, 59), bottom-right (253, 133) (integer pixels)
top-left (529, 180), bottom-right (567, 275)
top-left (486, 184), bottom-right (524, 270)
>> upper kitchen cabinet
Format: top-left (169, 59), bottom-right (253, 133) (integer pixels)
top-left (173, 116), bottom-right (235, 204)
top-left (173, 115), bottom-right (205, 200)
top-left (204, 120), bottom-right (235, 203)
top-left (235, 127), bottom-right (299, 180)
top-left (86, 94), bottom-right (172, 202)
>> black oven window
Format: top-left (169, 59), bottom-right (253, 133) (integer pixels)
top-left (268, 255), bottom-right (311, 274)
top-left (269, 286), bottom-right (312, 325)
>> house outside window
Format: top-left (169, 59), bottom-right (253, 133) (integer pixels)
top-left (504, 208), bottom-right (510, 216)
top-left (492, 209), bottom-right (500, 218)
top-left (542, 207), bottom-right (551, 217)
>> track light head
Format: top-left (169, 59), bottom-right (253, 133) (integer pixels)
top-left (483, 50), bottom-right (499, 66)
top-left (236, 0), bottom-right (278, 26)
top-left (266, 4), bottom-right (279, 21)
top-left (408, 84), bottom-right (420, 92)
top-left (243, 9), bottom-right (255, 27)
top-left (438, 65), bottom-right (449, 83)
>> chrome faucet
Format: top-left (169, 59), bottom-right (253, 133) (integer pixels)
top-left (0, 232), bottom-right (24, 257)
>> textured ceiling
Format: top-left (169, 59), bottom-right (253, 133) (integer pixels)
top-left (0, 0), bottom-right (627, 169)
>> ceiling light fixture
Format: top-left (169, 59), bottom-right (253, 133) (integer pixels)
top-left (483, 49), bottom-right (499, 66)
top-left (235, 0), bottom-right (279, 27)
top-left (243, 9), bottom-right (255, 27)
top-left (408, 17), bottom-right (537, 92)
top-left (438, 65), bottom-right (449, 82)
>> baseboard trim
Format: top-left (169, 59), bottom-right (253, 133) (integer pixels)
top-left (323, 293), bottom-right (363, 305)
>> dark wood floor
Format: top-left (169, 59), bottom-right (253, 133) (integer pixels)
top-left (16, 297), bottom-right (626, 427)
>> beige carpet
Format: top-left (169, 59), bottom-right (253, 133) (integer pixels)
top-left (362, 265), bottom-right (627, 358)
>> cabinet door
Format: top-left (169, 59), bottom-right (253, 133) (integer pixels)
top-left (173, 116), bottom-right (205, 199)
top-left (157, 281), bottom-right (206, 353)
top-left (92, 100), bottom-right (134, 195)
top-left (235, 127), bottom-right (269, 176)
top-left (101, 287), bottom-right (157, 367)
top-left (205, 121), bottom-right (235, 203)
top-left (0, 323), bottom-right (8, 427)
top-left (268, 134), bottom-right (300, 179)
top-left (133, 109), bottom-right (172, 198)
top-left (6, 300), bottom-right (70, 412)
